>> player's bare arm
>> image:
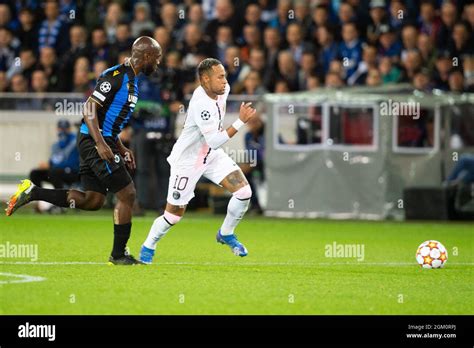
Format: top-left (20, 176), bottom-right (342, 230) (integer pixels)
top-left (83, 98), bottom-right (114, 163)
top-left (116, 136), bottom-right (136, 170)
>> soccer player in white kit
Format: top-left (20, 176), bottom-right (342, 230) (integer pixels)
top-left (139, 58), bottom-right (257, 264)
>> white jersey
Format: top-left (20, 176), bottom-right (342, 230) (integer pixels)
top-left (167, 83), bottom-right (230, 167)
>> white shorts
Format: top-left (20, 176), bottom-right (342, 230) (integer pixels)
top-left (166, 149), bottom-right (239, 206)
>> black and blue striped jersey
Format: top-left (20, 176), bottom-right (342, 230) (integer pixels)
top-left (80, 61), bottom-right (139, 139)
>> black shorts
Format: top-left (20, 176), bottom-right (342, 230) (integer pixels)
top-left (77, 132), bottom-right (132, 195)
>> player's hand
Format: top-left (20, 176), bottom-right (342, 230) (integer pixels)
top-left (239, 102), bottom-right (257, 123)
top-left (119, 147), bottom-right (136, 171)
top-left (96, 142), bottom-right (115, 163)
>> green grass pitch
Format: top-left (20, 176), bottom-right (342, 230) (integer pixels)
top-left (1, 210), bottom-right (472, 314)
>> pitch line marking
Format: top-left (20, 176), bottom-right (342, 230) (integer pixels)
top-left (0, 261), bottom-right (473, 266)
top-left (0, 272), bottom-right (46, 284)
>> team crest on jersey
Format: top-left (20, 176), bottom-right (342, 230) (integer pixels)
top-left (201, 110), bottom-right (211, 120)
top-left (172, 191), bottom-right (180, 200)
top-left (113, 70), bottom-right (120, 76)
top-left (100, 81), bottom-right (111, 93)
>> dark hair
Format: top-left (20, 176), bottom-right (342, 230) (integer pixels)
top-left (197, 58), bottom-right (222, 78)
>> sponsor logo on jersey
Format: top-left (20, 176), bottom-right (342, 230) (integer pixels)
top-left (128, 95), bottom-right (138, 104)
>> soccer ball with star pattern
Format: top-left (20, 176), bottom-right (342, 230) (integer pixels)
top-left (416, 240), bottom-right (448, 269)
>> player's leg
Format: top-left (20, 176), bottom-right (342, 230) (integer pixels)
top-left (5, 178), bottom-right (105, 216)
top-left (29, 168), bottom-right (48, 187)
top-left (204, 153), bottom-right (252, 257)
top-left (140, 166), bottom-right (199, 264)
top-left (219, 169), bottom-right (252, 235)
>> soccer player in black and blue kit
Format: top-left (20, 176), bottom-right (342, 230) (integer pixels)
top-left (6, 37), bottom-right (162, 265)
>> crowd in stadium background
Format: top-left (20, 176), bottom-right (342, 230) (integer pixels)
top-left (0, 0), bottom-right (473, 100)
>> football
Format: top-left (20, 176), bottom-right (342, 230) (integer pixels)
top-left (416, 240), bottom-right (448, 269)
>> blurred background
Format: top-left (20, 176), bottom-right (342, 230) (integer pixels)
top-left (0, 0), bottom-right (473, 220)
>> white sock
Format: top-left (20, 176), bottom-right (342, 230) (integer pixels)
top-left (220, 195), bottom-right (250, 236)
top-left (143, 215), bottom-right (173, 250)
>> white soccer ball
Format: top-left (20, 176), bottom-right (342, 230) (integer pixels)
top-left (416, 240), bottom-right (448, 269)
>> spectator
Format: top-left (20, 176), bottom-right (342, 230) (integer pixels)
top-left (58, 25), bottom-right (89, 91)
top-left (7, 47), bottom-right (36, 81)
top-left (294, 0), bottom-right (312, 32)
top-left (348, 44), bottom-right (378, 86)
top-left (339, 22), bottom-right (363, 81)
top-left (0, 27), bottom-right (15, 72)
top-left (446, 154), bottom-right (474, 184)
top-left (316, 24), bottom-right (338, 75)
top-left (400, 24), bottom-right (419, 62)
top-left (206, 0), bottom-right (242, 40)
top-left (188, 3), bottom-right (207, 34)
top-left (0, 4), bottom-right (17, 31)
top-left (325, 70), bottom-right (345, 88)
top-left (274, 79), bottom-right (290, 92)
top-left (263, 27), bottom-right (281, 74)
top-left (215, 25), bottom-right (233, 63)
top-left (240, 25), bottom-right (262, 63)
top-left (448, 69), bottom-right (465, 92)
top-left (308, 5), bottom-right (330, 42)
top-left (90, 27), bottom-right (112, 64)
top-left (433, 50), bottom-right (452, 90)
top-left (38, 46), bottom-right (60, 91)
top-left (248, 47), bottom-right (266, 78)
top-left (274, 50), bottom-right (300, 91)
top-left (448, 21), bottom-right (473, 58)
top-left (31, 69), bottom-right (49, 93)
top-left (419, 0), bottom-right (441, 43)
top-left (224, 45), bottom-right (250, 90)
top-left (464, 4), bottom-right (474, 32)
top-left (10, 73), bottom-right (28, 92)
top-left (379, 56), bottom-right (401, 84)
top-left (258, 0), bottom-right (278, 24)
top-left (93, 60), bottom-right (108, 80)
top-left (109, 22), bottom-right (134, 60)
top-left (298, 51), bottom-right (319, 89)
top-left (0, 70), bottom-right (8, 91)
top-left (242, 113), bottom-right (265, 214)
top-left (84, 0), bottom-right (109, 32)
top-left (413, 68), bottom-right (432, 91)
top-left (29, 119), bottom-right (80, 199)
top-left (131, 2), bottom-right (155, 39)
top-left (366, 67), bottom-right (382, 86)
top-left (154, 26), bottom-right (172, 56)
top-left (73, 67), bottom-right (92, 94)
top-left (307, 74), bottom-right (320, 90)
top-left (389, 0), bottom-right (411, 32)
top-left (38, 0), bottom-right (70, 55)
top-left (367, 0), bottom-right (389, 45)
top-left (244, 3), bottom-right (265, 32)
top-left (437, 1), bottom-right (458, 50)
top-left (15, 8), bottom-right (38, 53)
top-left (417, 33), bottom-right (437, 73)
top-left (378, 25), bottom-right (402, 63)
top-left (236, 69), bottom-right (267, 95)
top-left (463, 55), bottom-right (474, 92)
top-left (180, 23), bottom-right (215, 69)
top-left (400, 50), bottom-right (423, 82)
top-left (269, 0), bottom-right (293, 37)
top-left (158, 3), bottom-right (182, 43)
top-left (104, 2), bottom-right (124, 43)
top-left (286, 22), bottom-right (314, 65)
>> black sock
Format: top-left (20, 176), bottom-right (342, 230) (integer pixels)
top-left (31, 187), bottom-right (69, 207)
top-left (112, 223), bottom-right (132, 258)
